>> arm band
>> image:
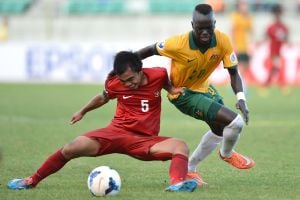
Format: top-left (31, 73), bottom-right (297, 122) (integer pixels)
top-left (236, 92), bottom-right (246, 101)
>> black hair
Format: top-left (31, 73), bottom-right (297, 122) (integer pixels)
top-left (195, 4), bottom-right (213, 15)
top-left (271, 3), bottom-right (283, 14)
top-left (113, 51), bottom-right (142, 75)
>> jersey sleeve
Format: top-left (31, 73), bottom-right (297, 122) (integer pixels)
top-left (155, 36), bottom-right (181, 60)
top-left (104, 76), bottom-right (117, 99)
top-left (222, 34), bottom-right (238, 68)
top-left (145, 67), bottom-right (169, 88)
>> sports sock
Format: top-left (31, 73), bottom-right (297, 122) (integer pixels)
top-left (188, 130), bottom-right (222, 172)
top-left (169, 154), bottom-right (188, 184)
top-left (30, 149), bottom-right (69, 186)
top-left (220, 114), bottom-right (244, 157)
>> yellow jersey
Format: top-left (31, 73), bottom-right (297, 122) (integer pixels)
top-left (156, 30), bottom-right (238, 98)
top-left (230, 12), bottom-right (252, 53)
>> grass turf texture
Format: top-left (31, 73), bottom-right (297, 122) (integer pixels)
top-left (0, 84), bottom-right (299, 200)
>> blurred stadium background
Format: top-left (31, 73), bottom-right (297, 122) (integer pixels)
top-left (0, 0), bottom-right (299, 85)
top-left (1, 2), bottom-right (300, 199)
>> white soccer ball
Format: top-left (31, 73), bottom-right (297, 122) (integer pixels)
top-left (87, 166), bottom-right (121, 197)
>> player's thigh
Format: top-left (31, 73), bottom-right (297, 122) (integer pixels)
top-left (214, 105), bottom-right (238, 125)
top-left (150, 138), bottom-right (189, 157)
top-left (237, 53), bottom-right (250, 64)
top-left (170, 86), bottom-right (224, 122)
top-left (62, 136), bottom-right (100, 158)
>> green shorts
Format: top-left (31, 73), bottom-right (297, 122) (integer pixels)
top-left (169, 86), bottom-right (224, 123)
top-left (237, 53), bottom-right (250, 63)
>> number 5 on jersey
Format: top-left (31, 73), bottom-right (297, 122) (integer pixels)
top-left (141, 100), bottom-right (149, 112)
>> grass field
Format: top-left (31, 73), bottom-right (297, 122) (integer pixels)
top-left (0, 84), bottom-right (299, 200)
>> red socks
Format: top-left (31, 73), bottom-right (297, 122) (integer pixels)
top-left (30, 149), bottom-right (69, 186)
top-left (169, 154), bottom-right (188, 184)
top-left (29, 150), bottom-right (187, 186)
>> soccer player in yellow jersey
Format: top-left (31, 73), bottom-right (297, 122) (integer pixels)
top-left (135, 4), bottom-right (254, 186)
top-left (230, 0), bottom-right (252, 74)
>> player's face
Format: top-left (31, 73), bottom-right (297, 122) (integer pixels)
top-left (117, 67), bottom-right (143, 89)
top-left (192, 12), bottom-right (215, 45)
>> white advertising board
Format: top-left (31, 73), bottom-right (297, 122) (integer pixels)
top-left (0, 42), bottom-right (299, 85)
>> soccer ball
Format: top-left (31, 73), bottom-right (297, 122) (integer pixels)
top-left (87, 166), bottom-right (121, 197)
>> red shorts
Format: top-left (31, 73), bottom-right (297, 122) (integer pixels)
top-left (82, 124), bottom-right (170, 161)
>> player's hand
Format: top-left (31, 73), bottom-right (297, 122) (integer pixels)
top-left (169, 87), bottom-right (185, 95)
top-left (235, 100), bottom-right (249, 125)
top-left (70, 111), bottom-right (84, 125)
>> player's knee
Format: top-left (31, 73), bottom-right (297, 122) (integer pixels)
top-left (228, 114), bottom-right (244, 132)
top-left (61, 144), bottom-right (76, 159)
top-left (62, 139), bottom-right (84, 159)
top-left (173, 139), bottom-right (189, 156)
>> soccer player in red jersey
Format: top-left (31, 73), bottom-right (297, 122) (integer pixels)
top-left (263, 4), bottom-right (289, 94)
top-left (7, 51), bottom-right (197, 192)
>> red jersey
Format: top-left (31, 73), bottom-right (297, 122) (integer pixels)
top-left (266, 22), bottom-right (288, 56)
top-left (104, 67), bottom-right (168, 136)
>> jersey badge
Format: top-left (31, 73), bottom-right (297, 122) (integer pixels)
top-left (195, 110), bottom-right (203, 118)
top-left (154, 91), bottom-right (160, 97)
top-left (158, 41), bottom-right (165, 49)
top-left (230, 52), bottom-right (238, 63)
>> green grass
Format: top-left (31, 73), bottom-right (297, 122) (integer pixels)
top-left (0, 84), bottom-right (299, 200)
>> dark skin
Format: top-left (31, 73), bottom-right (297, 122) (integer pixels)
top-left (136, 10), bottom-right (249, 136)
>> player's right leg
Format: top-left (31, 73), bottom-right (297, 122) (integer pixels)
top-left (7, 136), bottom-right (100, 190)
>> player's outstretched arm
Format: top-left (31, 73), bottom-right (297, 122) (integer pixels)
top-left (70, 93), bottom-right (109, 125)
top-left (166, 86), bottom-right (185, 95)
top-left (228, 67), bottom-right (249, 124)
top-left (163, 81), bottom-right (184, 96)
top-left (135, 44), bottom-right (158, 60)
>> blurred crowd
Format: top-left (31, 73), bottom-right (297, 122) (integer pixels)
top-left (229, 0), bottom-right (294, 95)
top-left (0, 0), bottom-right (300, 16)
top-left (203, 0), bottom-right (300, 14)
top-left (0, 0), bottom-right (299, 91)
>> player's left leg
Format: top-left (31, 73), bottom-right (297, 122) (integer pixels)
top-left (214, 107), bottom-right (255, 169)
top-left (150, 138), bottom-right (197, 192)
top-left (187, 88), bottom-right (254, 174)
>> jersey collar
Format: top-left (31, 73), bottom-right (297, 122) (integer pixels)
top-left (189, 31), bottom-right (217, 54)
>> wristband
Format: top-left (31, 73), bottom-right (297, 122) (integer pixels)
top-left (236, 92), bottom-right (246, 101)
